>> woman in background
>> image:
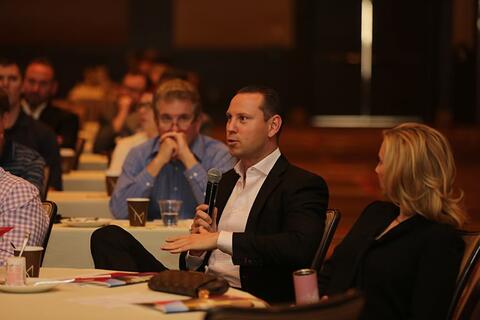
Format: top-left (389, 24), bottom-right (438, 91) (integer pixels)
top-left (319, 123), bottom-right (466, 319)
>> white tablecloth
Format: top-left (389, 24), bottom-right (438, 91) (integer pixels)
top-left (43, 220), bottom-right (193, 270)
top-left (47, 191), bottom-right (112, 218)
top-left (0, 267), bottom-right (261, 320)
top-left (63, 170), bottom-right (106, 192)
top-left (78, 153), bottom-right (108, 171)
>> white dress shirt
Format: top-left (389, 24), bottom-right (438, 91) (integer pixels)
top-left (187, 148), bottom-right (281, 288)
top-left (21, 100), bottom-right (47, 120)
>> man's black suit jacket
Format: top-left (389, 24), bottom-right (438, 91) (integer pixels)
top-left (181, 155), bottom-right (329, 303)
top-left (39, 104), bottom-right (80, 149)
top-left (5, 111), bottom-right (63, 190)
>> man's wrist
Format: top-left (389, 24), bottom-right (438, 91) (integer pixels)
top-left (179, 150), bottom-right (198, 170)
top-left (147, 156), bottom-right (168, 176)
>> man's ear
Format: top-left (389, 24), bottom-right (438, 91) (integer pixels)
top-left (267, 115), bottom-right (282, 138)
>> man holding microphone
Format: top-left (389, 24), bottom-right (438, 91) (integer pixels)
top-left (92, 85), bottom-right (328, 303)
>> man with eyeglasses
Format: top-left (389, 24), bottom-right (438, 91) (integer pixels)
top-left (110, 79), bottom-right (235, 219)
top-left (106, 92), bottom-right (158, 176)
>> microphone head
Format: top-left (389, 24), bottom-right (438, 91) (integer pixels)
top-left (207, 168), bottom-right (222, 184)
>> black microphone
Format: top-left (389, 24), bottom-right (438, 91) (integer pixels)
top-left (204, 168), bottom-right (222, 216)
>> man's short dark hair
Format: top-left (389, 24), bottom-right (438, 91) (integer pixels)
top-left (0, 57), bottom-right (22, 73)
top-left (0, 87), bottom-right (10, 116)
top-left (236, 85), bottom-right (282, 120)
top-left (27, 57), bottom-right (56, 79)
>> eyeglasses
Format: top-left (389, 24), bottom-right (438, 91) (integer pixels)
top-left (158, 114), bottom-right (194, 130)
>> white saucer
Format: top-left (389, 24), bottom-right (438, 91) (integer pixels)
top-left (0, 278), bottom-right (59, 293)
top-left (61, 217), bottom-right (111, 228)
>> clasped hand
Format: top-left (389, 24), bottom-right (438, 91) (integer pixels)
top-left (156, 132), bottom-right (196, 167)
top-left (161, 204), bottom-right (219, 254)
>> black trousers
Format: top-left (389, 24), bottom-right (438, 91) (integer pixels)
top-left (90, 225), bottom-right (168, 272)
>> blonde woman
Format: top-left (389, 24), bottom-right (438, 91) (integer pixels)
top-left (319, 123), bottom-right (466, 319)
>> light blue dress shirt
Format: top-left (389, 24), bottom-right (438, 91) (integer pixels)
top-left (110, 135), bottom-right (236, 219)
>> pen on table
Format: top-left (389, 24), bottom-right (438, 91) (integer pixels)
top-left (10, 242), bottom-right (16, 250)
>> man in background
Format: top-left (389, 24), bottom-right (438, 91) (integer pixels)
top-left (93, 72), bottom-right (148, 154)
top-left (0, 58), bottom-right (62, 190)
top-left (0, 88), bottom-right (45, 194)
top-left (22, 58), bottom-right (80, 149)
top-left (106, 91), bottom-right (158, 176)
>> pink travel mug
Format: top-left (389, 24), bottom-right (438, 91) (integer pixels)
top-left (293, 268), bottom-right (320, 305)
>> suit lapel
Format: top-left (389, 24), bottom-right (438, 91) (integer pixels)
top-left (244, 155), bottom-right (288, 232)
top-left (215, 169), bottom-right (239, 224)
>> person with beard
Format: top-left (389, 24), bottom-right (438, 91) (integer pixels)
top-left (0, 58), bottom-right (62, 190)
top-left (22, 58), bottom-right (79, 149)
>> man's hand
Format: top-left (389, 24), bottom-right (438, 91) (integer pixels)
top-left (188, 204), bottom-right (218, 256)
top-left (191, 204), bottom-right (217, 234)
top-left (146, 137), bottom-right (177, 177)
top-left (160, 132), bottom-right (197, 170)
top-left (161, 228), bottom-right (219, 253)
top-left (158, 137), bottom-right (178, 161)
top-left (117, 95), bottom-right (133, 113)
top-left (112, 95), bottom-right (133, 133)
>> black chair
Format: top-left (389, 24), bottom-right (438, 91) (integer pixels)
top-left (204, 289), bottom-right (364, 320)
top-left (458, 281), bottom-right (480, 320)
top-left (447, 230), bottom-right (480, 319)
top-left (40, 200), bottom-right (57, 266)
top-left (311, 209), bottom-right (341, 271)
top-left (41, 165), bottom-right (50, 201)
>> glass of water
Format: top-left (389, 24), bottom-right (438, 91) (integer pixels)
top-left (158, 200), bottom-right (182, 227)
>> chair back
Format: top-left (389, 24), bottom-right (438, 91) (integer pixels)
top-left (447, 230), bottom-right (480, 319)
top-left (41, 166), bottom-right (50, 201)
top-left (204, 289), bottom-right (364, 320)
top-left (311, 209), bottom-right (341, 271)
top-left (40, 200), bottom-right (57, 266)
top-left (458, 281), bottom-right (480, 320)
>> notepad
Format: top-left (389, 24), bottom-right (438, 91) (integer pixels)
top-left (74, 272), bottom-right (158, 287)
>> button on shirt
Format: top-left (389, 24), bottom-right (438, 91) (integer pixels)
top-left (188, 148), bottom-right (281, 288)
top-left (110, 135), bottom-right (236, 219)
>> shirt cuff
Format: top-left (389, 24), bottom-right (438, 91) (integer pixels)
top-left (184, 163), bottom-right (206, 184)
top-left (136, 168), bottom-right (155, 188)
top-left (217, 231), bottom-right (233, 255)
top-left (186, 251), bottom-right (206, 270)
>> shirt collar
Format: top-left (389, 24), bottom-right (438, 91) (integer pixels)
top-left (234, 148), bottom-right (281, 177)
top-left (21, 100), bottom-right (47, 120)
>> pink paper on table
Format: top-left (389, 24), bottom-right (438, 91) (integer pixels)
top-left (0, 226), bottom-right (13, 237)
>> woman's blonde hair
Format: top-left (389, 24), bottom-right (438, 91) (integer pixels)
top-left (382, 122), bottom-right (466, 228)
